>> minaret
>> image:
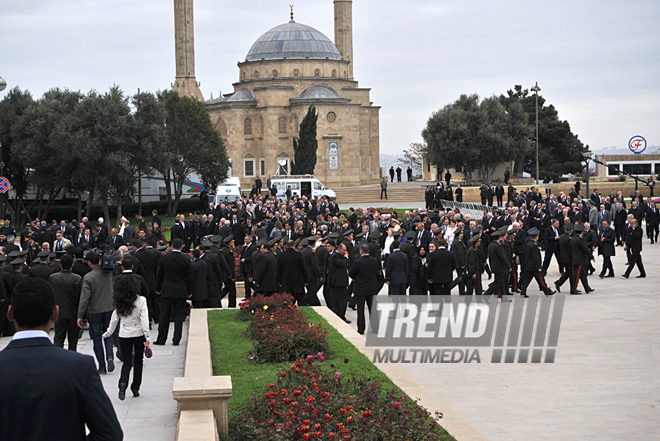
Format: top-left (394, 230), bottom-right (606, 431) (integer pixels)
top-left (173, 0), bottom-right (204, 100)
top-left (333, 0), bottom-right (354, 79)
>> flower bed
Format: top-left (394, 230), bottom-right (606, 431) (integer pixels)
top-left (232, 354), bottom-right (445, 441)
top-left (241, 294), bottom-right (330, 364)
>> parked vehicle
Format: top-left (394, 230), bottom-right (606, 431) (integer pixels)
top-left (269, 175), bottom-right (336, 200)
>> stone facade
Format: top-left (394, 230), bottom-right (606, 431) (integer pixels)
top-left (202, 1), bottom-right (380, 189)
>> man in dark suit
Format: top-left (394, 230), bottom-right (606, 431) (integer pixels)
top-left (327, 241), bottom-right (350, 321)
top-left (240, 235), bottom-right (258, 300)
top-left (542, 219), bottom-right (562, 275)
top-left (254, 242), bottom-right (278, 296)
top-left (105, 228), bottom-right (124, 251)
top-left (134, 239), bottom-right (161, 324)
top-left (0, 278), bottom-right (123, 441)
top-left (277, 240), bottom-right (308, 305)
top-left (413, 223), bottom-right (431, 250)
top-left (597, 220), bottom-right (616, 278)
top-left (427, 239), bottom-right (455, 295)
top-left (483, 229), bottom-right (510, 299)
top-left (554, 223), bottom-right (575, 293)
top-left (622, 218), bottom-right (646, 278)
top-left (349, 244), bottom-right (382, 334)
top-left (189, 249), bottom-right (209, 308)
top-left (154, 238), bottom-right (191, 346)
top-left (385, 241), bottom-right (408, 296)
top-left (570, 224), bottom-right (594, 294)
top-left (646, 201), bottom-right (659, 244)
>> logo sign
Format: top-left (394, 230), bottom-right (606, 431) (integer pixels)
top-left (366, 296), bottom-right (564, 364)
top-left (628, 135), bottom-right (647, 154)
top-left (0, 177), bottom-right (9, 194)
top-left (328, 142), bottom-right (339, 170)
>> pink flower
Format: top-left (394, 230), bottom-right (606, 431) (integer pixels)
top-left (335, 371), bottom-right (341, 379)
top-left (394, 401), bottom-right (401, 409)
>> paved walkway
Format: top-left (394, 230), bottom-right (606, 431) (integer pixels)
top-left (0, 319), bottom-right (189, 441)
top-left (336, 235), bottom-right (659, 440)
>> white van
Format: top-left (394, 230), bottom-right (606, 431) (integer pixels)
top-left (212, 177), bottom-right (242, 204)
top-left (269, 175), bottom-right (336, 200)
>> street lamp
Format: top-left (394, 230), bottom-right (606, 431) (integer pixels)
top-left (531, 82), bottom-right (541, 185)
top-left (0, 77), bottom-right (6, 220)
top-left (583, 150), bottom-right (593, 197)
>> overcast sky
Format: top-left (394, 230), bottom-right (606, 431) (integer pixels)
top-left (2, 0), bottom-right (659, 156)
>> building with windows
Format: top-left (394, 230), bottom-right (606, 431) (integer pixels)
top-left (173, 0), bottom-right (380, 190)
top-left (594, 153), bottom-right (660, 178)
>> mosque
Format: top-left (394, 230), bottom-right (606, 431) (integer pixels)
top-left (172, 0), bottom-right (381, 189)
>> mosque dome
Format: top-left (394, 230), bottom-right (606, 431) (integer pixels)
top-left (245, 22), bottom-right (342, 62)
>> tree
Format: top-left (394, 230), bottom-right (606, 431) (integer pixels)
top-left (422, 94), bottom-right (528, 185)
top-left (397, 142), bottom-right (425, 177)
top-left (292, 105), bottom-right (318, 174)
top-left (500, 85), bottom-right (588, 181)
top-left (132, 91), bottom-right (167, 216)
top-left (158, 90), bottom-right (229, 216)
top-left (0, 87), bottom-right (34, 224)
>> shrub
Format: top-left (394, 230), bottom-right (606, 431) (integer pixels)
top-left (231, 356), bottom-right (445, 441)
top-left (238, 293), bottom-right (297, 321)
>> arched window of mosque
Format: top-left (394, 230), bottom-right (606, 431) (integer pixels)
top-left (278, 116), bottom-right (287, 134)
top-left (272, 70), bottom-right (278, 78)
top-left (215, 118), bottom-right (228, 138)
top-left (244, 117), bottom-right (253, 135)
top-left (332, 70), bottom-right (337, 78)
top-left (254, 71), bottom-right (260, 79)
top-left (314, 69), bottom-right (320, 78)
top-left (293, 69), bottom-right (299, 78)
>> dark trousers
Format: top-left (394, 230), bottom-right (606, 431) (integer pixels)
top-left (496, 196), bottom-right (503, 206)
top-left (0, 305), bottom-right (14, 337)
top-left (542, 248), bottom-right (561, 274)
top-left (623, 251), bottom-right (646, 277)
top-left (328, 286), bottom-right (348, 319)
top-left (556, 263), bottom-right (574, 290)
top-left (156, 297), bottom-right (187, 344)
top-left (410, 285), bottom-right (428, 295)
top-left (148, 291), bottom-right (160, 323)
top-left (356, 295), bottom-right (374, 334)
top-left (520, 270), bottom-right (553, 296)
top-left (484, 272), bottom-right (506, 297)
top-left (54, 317), bottom-right (79, 351)
top-left (192, 299), bottom-right (210, 308)
top-left (118, 336), bottom-right (145, 392)
top-left (306, 280), bottom-right (321, 306)
top-left (466, 274), bottom-right (483, 295)
top-left (243, 274), bottom-right (253, 299)
top-left (431, 282), bottom-right (451, 295)
top-left (208, 282), bottom-right (221, 308)
top-left (292, 291), bottom-right (306, 306)
top-left (571, 264), bottom-right (591, 293)
top-left (388, 283), bottom-right (406, 295)
top-left (380, 188), bottom-right (387, 200)
top-left (452, 270), bottom-right (466, 295)
top-left (648, 224), bottom-right (659, 243)
top-left (599, 256), bottom-right (614, 277)
top-left (220, 279), bottom-right (237, 307)
top-left (89, 311), bottom-right (114, 369)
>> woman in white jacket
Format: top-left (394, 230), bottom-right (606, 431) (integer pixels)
top-left (103, 276), bottom-right (150, 400)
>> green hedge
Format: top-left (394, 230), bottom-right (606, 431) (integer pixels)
top-left (29, 197), bottom-right (205, 221)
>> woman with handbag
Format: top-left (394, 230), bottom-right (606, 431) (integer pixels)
top-left (103, 276), bottom-right (150, 400)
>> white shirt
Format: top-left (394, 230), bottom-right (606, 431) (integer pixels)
top-left (12, 330), bottom-right (51, 341)
top-left (103, 296), bottom-right (150, 340)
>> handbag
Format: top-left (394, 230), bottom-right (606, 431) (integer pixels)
top-left (144, 346), bottom-right (153, 358)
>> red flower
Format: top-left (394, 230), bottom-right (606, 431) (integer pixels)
top-left (293, 390), bottom-right (302, 397)
top-left (339, 408), bottom-right (346, 416)
top-left (324, 413), bottom-right (333, 421)
top-left (269, 383), bottom-right (275, 389)
top-left (306, 396), bottom-right (315, 403)
top-left (302, 434), bottom-right (311, 441)
top-left (321, 392), bottom-right (329, 399)
top-left (344, 436), bottom-right (350, 441)
top-left (281, 372), bottom-right (287, 378)
top-left (315, 432), bottom-right (323, 439)
top-left (328, 433), bottom-right (335, 438)
top-left (281, 389), bottom-right (287, 396)
top-left (314, 423), bottom-right (321, 431)
top-left (346, 417), bottom-right (352, 423)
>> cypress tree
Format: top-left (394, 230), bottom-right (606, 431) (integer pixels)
top-left (292, 105), bottom-right (318, 174)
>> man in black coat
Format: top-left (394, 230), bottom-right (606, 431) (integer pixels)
top-left (49, 255), bottom-right (83, 351)
top-left (277, 240), bottom-right (308, 305)
top-left (451, 227), bottom-right (467, 295)
top-left (327, 242), bottom-right (351, 322)
top-left (385, 241), bottom-right (408, 296)
top-left (253, 243), bottom-right (278, 296)
top-left (466, 235), bottom-right (484, 295)
top-left (189, 249), bottom-right (209, 308)
top-left (646, 201), bottom-right (659, 244)
top-left (426, 239), bottom-right (455, 295)
top-left (133, 239), bottom-right (161, 323)
top-left (154, 238), bottom-right (191, 346)
top-left (203, 239), bottom-right (226, 307)
top-left (0, 278), bottom-right (123, 441)
top-left (483, 229), bottom-right (510, 299)
top-left (519, 229), bottom-right (555, 298)
top-left (301, 239), bottom-right (321, 306)
top-left (570, 224), bottom-right (594, 294)
top-left (240, 235), bottom-right (258, 300)
top-left (597, 220), bottom-right (616, 278)
top-left (219, 236), bottom-right (237, 308)
top-left (622, 218), bottom-right (646, 278)
top-left (554, 223), bottom-right (575, 293)
top-left (349, 244), bottom-right (383, 334)
top-left (495, 183), bottom-right (505, 206)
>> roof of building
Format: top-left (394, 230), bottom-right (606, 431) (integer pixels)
top-left (245, 22), bottom-right (342, 62)
top-left (205, 95), bottom-right (227, 104)
top-left (227, 88), bottom-right (257, 102)
top-left (296, 85), bottom-right (341, 100)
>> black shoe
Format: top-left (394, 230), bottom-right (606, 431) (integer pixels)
top-left (521, 293), bottom-right (529, 298)
top-left (107, 359), bottom-right (115, 373)
top-left (554, 281), bottom-right (561, 293)
top-left (598, 274), bottom-right (604, 279)
top-left (172, 341), bottom-right (180, 346)
top-left (606, 273), bottom-right (615, 278)
top-left (586, 289), bottom-right (595, 293)
top-left (545, 290), bottom-right (555, 296)
top-left (118, 383), bottom-right (127, 401)
top-left (571, 292), bottom-right (582, 295)
top-left (153, 341), bottom-right (165, 345)
top-left (343, 318), bottom-right (352, 324)
top-left (636, 275), bottom-right (646, 278)
top-left (98, 367), bottom-right (107, 375)
top-left (131, 388), bottom-right (140, 398)
top-left (622, 274), bottom-right (629, 279)
top-left (357, 330), bottom-right (364, 335)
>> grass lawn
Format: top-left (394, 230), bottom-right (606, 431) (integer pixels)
top-left (208, 307), bottom-right (454, 439)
